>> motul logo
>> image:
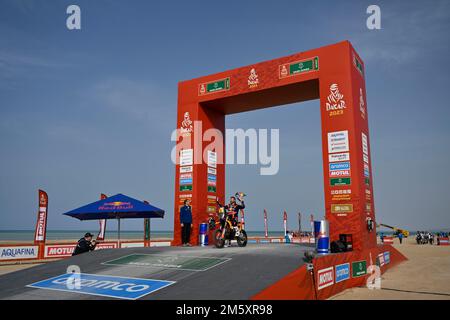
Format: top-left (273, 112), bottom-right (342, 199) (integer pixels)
top-left (46, 246), bottom-right (74, 257)
top-left (317, 267), bottom-right (334, 290)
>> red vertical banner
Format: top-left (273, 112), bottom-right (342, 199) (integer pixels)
top-left (283, 211), bottom-right (288, 235)
top-left (34, 189), bottom-right (48, 244)
top-left (96, 194), bottom-right (108, 241)
top-left (263, 209), bottom-right (268, 238)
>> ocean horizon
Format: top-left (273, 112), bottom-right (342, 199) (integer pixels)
top-left (0, 230), bottom-right (288, 241)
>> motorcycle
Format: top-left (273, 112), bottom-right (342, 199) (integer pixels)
top-left (208, 193), bottom-right (248, 248)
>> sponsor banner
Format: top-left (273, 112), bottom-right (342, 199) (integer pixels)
top-left (365, 203), bottom-right (372, 212)
top-left (352, 260), bottom-right (367, 278)
top-left (178, 194), bottom-right (192, 205)
top-left (34, 189), bottom-right (49, 242)
top-left (330, 178), bottom-right (351, 186)
top-left (271, 238), bottom-right (281, 243)
top-left (331, 189), bottom-right (352, 201)
top-left (384, 251), bottom-right (390, 264)
top-left (362, 133), bottom-right (368, 155)
top-left (207, 150), bottom-right (217, 168)
top-left (207, 167), bottom-right (216, 175)
top-left (207, 180), bottom-right (216, 187)
top-left (207, 174), bottom-right (216, 182)
top-left (363, 154), bottom-right (369, 164)
top-left (45, 244), bottom-right (75, 258)
top-left (365, 177), bottom-right (370, 186)
top-left (331, 204), bottom-right (353, 214)
top-left (317, 267), bottom-right (334, 290)
top-left (207, 186), bottom-right (216, 193)
top-left (180, 185), bottom-right (193, 192)
top-left (207, 206), bottom-right (216, 213)
top-left (179, 173), bottom-right (192, 180)
top-left (120, 242), bottom-right (144, 248)
top-left (328, 131), bottom-right (349, 154)
top-left (180, 166), bottom-right (193, 173)
top-left (27, 273), bottom-right (175, 300)
top-left (377, 253), bottom-right (385, 267)
top-left (95, 242), bottom-right (118, 250)
top-left (330, 162), bottom-right (350, 171)
top-left (335, 263), bottom-right (350, 283)
top-left (329, 170), bottom-right (351, 178)
top-left (279, 56), bottom-right (319, 79)
top-left (198, 77), bottom-right (230, 96)
top-left (179, 178), bottom-right (193, 185)
top-left (328, 152), bottom-right (350, 163)
top-left (0, 245), bottom-right (39, 261)
top-left (364, 163), bottom-right (370, 174)
top-left (179, 149), bottom-right (193, 166)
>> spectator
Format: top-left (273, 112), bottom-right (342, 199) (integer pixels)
top-left (180, 199), bottom-right (193, 246)
top-left (72, 232), bottom-right (97, 256)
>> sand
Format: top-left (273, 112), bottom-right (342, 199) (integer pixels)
top-left (330, 237), bottom-right (450, 300)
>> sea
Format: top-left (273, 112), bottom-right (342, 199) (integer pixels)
top-left (0, 230), bottom-right (287, 242)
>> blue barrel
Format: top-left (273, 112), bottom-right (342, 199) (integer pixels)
top-left (199, 223), bottom-right (208, 246)
top-left (317, 236), bottom-right (330, 255)
top-left (314, 220), bottom-right (329, 255)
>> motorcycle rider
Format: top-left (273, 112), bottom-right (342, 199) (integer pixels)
top-left (217, 195), bottom-right (245, 247)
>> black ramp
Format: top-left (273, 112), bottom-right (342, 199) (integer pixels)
top-left (0, 244), bottom-right (311, 300)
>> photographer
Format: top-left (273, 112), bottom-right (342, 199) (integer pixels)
top-left (72, 232), bottom-right (97, 256)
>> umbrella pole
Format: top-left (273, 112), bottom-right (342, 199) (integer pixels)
top-left (117, 218), bottom-right (121, 248)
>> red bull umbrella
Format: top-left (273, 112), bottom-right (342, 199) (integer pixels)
top-left (63, 193), bottom-right (164, 245)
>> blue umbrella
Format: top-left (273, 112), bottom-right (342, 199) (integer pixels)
top-left (63, 193), bottom-right (164, 244)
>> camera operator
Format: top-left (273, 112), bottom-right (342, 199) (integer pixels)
top-left (72, 232), bottom-right (97, 256)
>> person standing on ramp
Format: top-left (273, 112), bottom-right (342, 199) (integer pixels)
top-left (180, 199), bottom-right (193, 246)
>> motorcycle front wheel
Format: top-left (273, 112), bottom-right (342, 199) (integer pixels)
top-left (237, 230), bottom-right (248, 247)
top-left (214, 230), bottom-right (225, 248)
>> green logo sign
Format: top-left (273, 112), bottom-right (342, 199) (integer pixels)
top-left (206, 78), bottom-right (230, 93)
top-left (352, 260), bottom-right (367, 277)
top-left (180, 185), bottom-right (192, 191)
top-left (365, 177), bottom-right (370, 186)
top-left (330, 178), bottom-right (351, 186)
top-left (289, 57), bottom-right (319, 75)
top-left (207, 186), bottom-right (216, 193)
top-left (353, 56), bottom-right (364, 75)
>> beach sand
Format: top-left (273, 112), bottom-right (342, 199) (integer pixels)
top-left (330, 237), bottom-right (450, 300)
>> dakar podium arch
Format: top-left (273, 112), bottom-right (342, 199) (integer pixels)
top-left (173, 41), bottom-right (377, 251)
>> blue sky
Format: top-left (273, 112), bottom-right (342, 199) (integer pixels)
top-left (0, 0), bottom-right (449, 233)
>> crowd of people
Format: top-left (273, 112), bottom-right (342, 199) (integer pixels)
top-left (416, 231), bottom-right (450, 245)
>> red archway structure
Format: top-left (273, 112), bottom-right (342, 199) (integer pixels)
top-left (173, 41), bottom-right (377, 251)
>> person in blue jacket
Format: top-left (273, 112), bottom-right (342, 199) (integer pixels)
top-left (180, 199), bottom-right (193, 246)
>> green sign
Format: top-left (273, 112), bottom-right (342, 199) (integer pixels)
top-left (208, 186), bottom-right (216, 193)
top-left (104, 254), bottom-right (230, 272)
top-left (180, 185), bottom-right (192, 191)
top-left (365, 178), bottom-right (370, 186)
top-left (206, 78), bottom-right (230, 93)
top-left (289, 57), bottom-right (319, 75)
top-left (352, 260), bottom-right (367, 277)
top-left (330, 178), bottom-right (351, 186)
top-left (354, 56), bottom-right (364, 75)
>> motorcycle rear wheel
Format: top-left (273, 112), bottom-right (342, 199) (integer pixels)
top-left (237, 230), bottom-right (248, 247)
top-left (215, 230), bottom-right (225, 248)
